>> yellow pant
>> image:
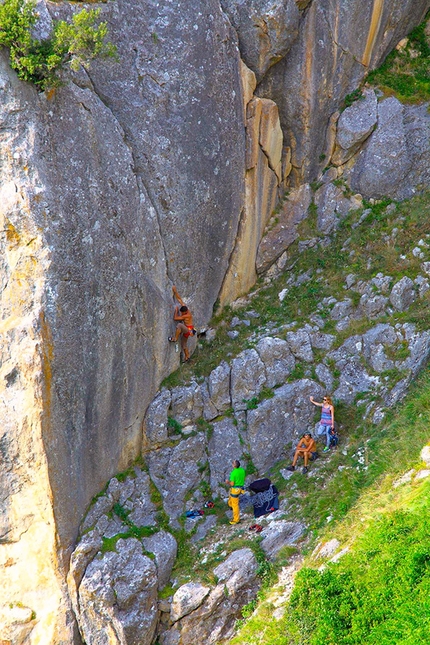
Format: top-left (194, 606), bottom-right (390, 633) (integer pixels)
top-left (228, 488), bottom-right (243, 523)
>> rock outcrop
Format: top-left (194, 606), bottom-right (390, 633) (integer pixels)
top-left (1, 1), bottom-right (430, 643)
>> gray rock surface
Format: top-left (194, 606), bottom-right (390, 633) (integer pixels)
top-left (256, 336), bottom-right (296, 387)
top-left (231, 349), bottom-right (267, 410)
top-left (147, 435), bottom-right (207, 522)
top-left (389, 276), bottom-right (416, 311)
top-left (315, 183), bottom-right (354, 234)
top-left (285, 329), bottom-right (313, 362)
top-left (208, 417), bottom-right (244, 494)
top-left (256, 184), bottom-right (312, 272)
top-left (77, 538), bottom-right (159, 645)
top-left (208, 361), bottom-right (232, 413)
top-left (349, 98), bottom-right (430, 199)
top-left (142, 390), bottom-right (171, 448)
top-left (332, 88), bottom-right (377, 165)
top-left (142, 531), bottom-right (177, 590)
top-left (170, 382), bottom-right (204, 427)
top-left (247, 379), bottom-right (323, 472)
top-left (260, 520), bottom-right (305, 558)
top-left (221, 0), bottom-right (300, 81)
top-left (170, 583), bottom-right (211, 623)
top-left (163, 548), bottom-right (259, 645)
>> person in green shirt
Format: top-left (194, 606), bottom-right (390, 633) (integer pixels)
top-left (225, 459), bottom-right (246, 524)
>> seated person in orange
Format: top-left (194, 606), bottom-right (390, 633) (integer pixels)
top-left (168, 285), bottom-right (195, 362)
top-left (286, 433), bottom-right (316, 474)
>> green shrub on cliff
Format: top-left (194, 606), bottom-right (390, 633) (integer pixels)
top-left (0, 0), bottom-right (116, 90)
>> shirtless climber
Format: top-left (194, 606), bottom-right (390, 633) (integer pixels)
top-left (168, 285), bottom-right (196, 362)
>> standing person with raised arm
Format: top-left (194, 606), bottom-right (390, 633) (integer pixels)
top-left (168, 285), bottom-right (196, 362)
top-left (310, 394), bottom-right (335, 452)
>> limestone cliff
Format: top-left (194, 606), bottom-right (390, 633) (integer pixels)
top-left (0, 0), bottom-right (429, 643)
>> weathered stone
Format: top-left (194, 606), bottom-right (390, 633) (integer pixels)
top-left (260, 521), bottom-right (305, 558)
top-left (221, 0), bottom-right (300, 81)
top-left (208, 418), bottom-right (244, 493)
top-left (349, 98), bottom-right (430, 199)
top-left (421, 445), bottom-right (430, 468)
top-left (239, 59), bottom-right (257, 117)
top-left (0, 604), bottom-right (35, 645)
top-left (334, 358), bottom-right (379, 404)
top-left (257, 0), bottom-right (430, 184)
top-left (200, 381), bottom-right (219, 422)
top-left (314, 182), bottom-right (354, 234)
top-left (389, 276), bottom-right (416, 311)
top-left (332, 88), bottom-right (377, 165)
top-left (208, 361), bottom-right (231, 413)
top-left (247, 379), bottom-right (323, 472)
top-left (285, 329), bottom-right (313, 362)
top-left (359, 294), bottom-right (389, 319)
top-left (315, 364), bottom-right (334, 391)
top-left (142, 390), bottom-right (171, 448)
top-left (231, 349), bottom-right (267, 410)
top-left (147, 435), bottom-right (207, 522)
top-left (219, 95), bottom-right (281, 303)
top-left (191, 515), bottom-right (218, 543)
top-left (213, 548), bottom-right (258, 594)
top-left (330, 299), bottom-right (354, 321)
top-left (170, 583), bottom-right (211, 623)
top-left (256, 184), bottom-right (311, 273)
top-left (142, 531), bottom-right (177, 590)
top-left (310, 332), bottom-right (335, 351)
top-left (170, 382), bottom-right (204, 427)
top-left (256, 336), bottom-right (295, 387)
top-left (76, 538), bottom-right (159, 645)
top-left (167, 548), bottom-right (259, 645)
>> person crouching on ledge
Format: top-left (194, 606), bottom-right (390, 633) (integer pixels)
top-left (286, 433), bottom-right (316, 474)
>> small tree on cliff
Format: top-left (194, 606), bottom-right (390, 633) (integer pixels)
top-left (0, 0), bottom-right (116, 91)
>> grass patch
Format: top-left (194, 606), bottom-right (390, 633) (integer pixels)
top-left (367, 13), bottom-right (430, 102)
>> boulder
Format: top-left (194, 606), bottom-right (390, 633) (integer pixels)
top-left (170, 583), bottom-right (211, 623)
top-left (334, 358), bottom-right (379, 404)
top-left (389, 276), bottom-right (416, 311)
top-left (164, 548), bottom-right (259, 645)
top-left (256, 336), bottom-right (296, 387)
top-left (147, 435), bottom-right (207, 522)
top-left (208, 361), bottom-right (232, 413)
top-left (332, 88), bottom-right (377, 165)
top-left (247, 379), bottom-right (323, 472)
top-left (170, 382), bottom-right (204, 427)
top-left (285, 328), bottom-right (313, 362)
top-left (221, 0), bottom-right (300, 81)
top-left (142, 531), bottom-right (177, 590)
top-left (77, 538), bottom-right (159, 645)
top-left (231, 349), bottom-right (267, 410)
top-left (260, 520), bottom-right (305, 558)
top-left (421, 445), bottom-right (430, 468)
top-left (208, 417), bottom-right (244, 493)
top-left (349, 98), bottom-right (430, 199)
top-left (142, 390), bottom-right (171, 447)
top-left (314, 182), bottom-right (354, 234)
top-left (359, 294), bottom-right (389, 319)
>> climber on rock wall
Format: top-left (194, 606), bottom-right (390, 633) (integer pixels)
top-left (168, 285), bottom-right (196, 362)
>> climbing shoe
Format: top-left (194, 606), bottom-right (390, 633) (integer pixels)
top-left (323, 446), bottom-right (330, 452)
top-left (286, 465), bottom-right (295, 471)
top-left (302, 467), bottom-right (308, 474)
top-left (168, 337), bottom-right (177, 342)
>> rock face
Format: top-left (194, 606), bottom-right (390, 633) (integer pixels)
top-left (256, 0), bottom-right (430, 184)
top-left (1, 0), bottom-right (430, 642)
top-left (160, 548), bottom-right (260, 645)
